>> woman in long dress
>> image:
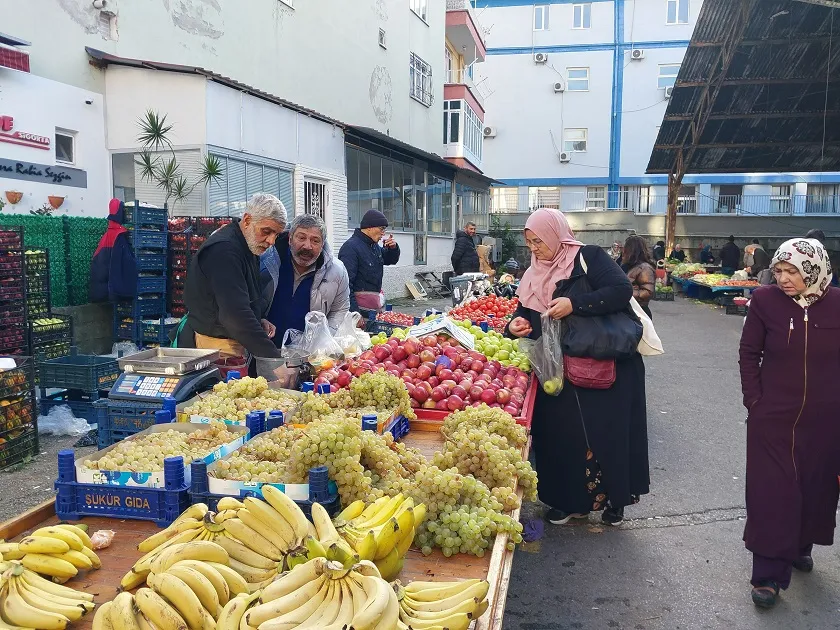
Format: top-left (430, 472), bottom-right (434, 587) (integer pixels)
top-left (739, 237), bottom-right (840, 608)
top-left (506, 208), bottom-right (650, 526)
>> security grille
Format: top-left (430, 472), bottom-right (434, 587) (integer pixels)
top-left (304, 180), bottom-right (327, 220)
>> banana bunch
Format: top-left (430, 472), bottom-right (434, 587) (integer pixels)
top-left (0, 560), bottom-right (95, 630)
top-left (244, 556), bottom-right (398, 630)
top-left (394, 578), bottom-right (490, 630)
top-left (0, 524), bottom-right (101, 581)
top-left (331, 495), bottom-right (427, 581)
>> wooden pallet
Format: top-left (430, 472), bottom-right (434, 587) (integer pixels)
top-left (0, 420), bottom-right (526, 630)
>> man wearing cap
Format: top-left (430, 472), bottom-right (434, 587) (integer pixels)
top-left (338, 209), bottom-right (400, 317)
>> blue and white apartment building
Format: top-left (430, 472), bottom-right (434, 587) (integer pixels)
top-left (475, 0), bottom-right (840, 228)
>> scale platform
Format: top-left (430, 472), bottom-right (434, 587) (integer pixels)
top-left (109, 349), bottom-right (222, 403)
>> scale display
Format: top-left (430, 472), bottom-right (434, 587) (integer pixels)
top-left (114, 374), bottom-right (179, 399)
top-left (109, 367), bottom-right (220, 403)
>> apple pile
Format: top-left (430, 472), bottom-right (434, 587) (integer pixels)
top-left (318, 334), bottom-right (531, 416)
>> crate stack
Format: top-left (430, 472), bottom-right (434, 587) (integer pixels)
top-left (168, 217), bottom-right (190, 318)
top-left (24, 250), bottom-right (51, 320)
top-left (0, 357), bottom-right (38, 469)
top-left (114, 203), bottom-right (174, 347)
top-left (38, 349), bottom-right (120, 426)
top-left (0, 227), bottom-right (28, 356)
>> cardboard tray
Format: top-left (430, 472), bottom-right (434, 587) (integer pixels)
top-left (175, 386), bottom-right (303, 425)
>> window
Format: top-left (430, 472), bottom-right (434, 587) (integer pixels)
top-left (716, 185), bottom-right (743, 214)
top-left (112, 153), bottom-right (136, 203)
top-left (573, 4), bottom-right (591, 29)
top-left (345, 145), bottom-right (419, 231)
top-left (534, 4), bottom-right (549, 30)
top-left (528, 186), bottom-right (561, 210)
top-left (677, 185), bottom-right (696, 214)
top-left (657, 64), bottom-right (680, 89)
top-left (463, 102), bottom-right (483, 162)
top-left (771, 185), bottom-right (792, 214)
top-left (410, 53), bottom-right (433, 107)
top-left (427, 175), bottom-right (453, 235)
top-left (379, 28), bottom-right (386, 49)
top-left (806, 184), bottom-right (840, 214)
top-left (55, 130), bottom-right (75, 165)
top-left (443, 100), bottom-right (461, 144)
top-left (567, 67), bottom-right (590, 91)
top-left (98, 11), bottom-right (117, 40)
top-left (410, 0), bottom-right (427, 22)
top-left (563, 128), bottom-right (588, 152)
top-left (586, 186), bottom-right (606, 210)
top-left (208, 153), bottom-right (293, 217)
top-left (445, 47), bottom-right (455, 82)
top-left (666, 0), bottom-right (688, 25)
top-left (491, 187), bottom-right (518, 212)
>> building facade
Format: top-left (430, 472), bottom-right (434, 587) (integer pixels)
top-left (475, 0), bottom-right (840, 239)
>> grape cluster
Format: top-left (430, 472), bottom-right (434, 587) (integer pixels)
top-left (184, 376), bottom-right (299, 423)
top-left (347, 371), bottom-right (416, 421)
top-left (442, 404), bottom-right (528, 448)
top-left (212, 425), bottom-right (298, 482)
top-left (84, 422), bottom-right (238, 472)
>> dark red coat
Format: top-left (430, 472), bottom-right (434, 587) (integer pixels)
top-left (739, 285), bottom-right (840, 560)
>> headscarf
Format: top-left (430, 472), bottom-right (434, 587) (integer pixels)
top-left (517, 208), bottom-right (584, 312)
top-left (702, 244), bottom-right (711, 253)
top-left (771, 238), bottom-right (833, 308)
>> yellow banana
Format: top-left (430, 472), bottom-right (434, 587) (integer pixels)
top-left (120, 569), bottom-right (149, 592)
top-left (213, 510), bottom-right (238, 523)
top-left (252, 577), bottom-right (330, 630)
top-left (150, 541), bottom-right (229, 574)
top-left (221, 519), bottom-right (283, 561)
top-left (373, 517), bottom-right (400, 561)
top-left (303, 535), bottom-right (327, 560)
top-left (259, 556), bottom-right (329, 603)
top-left (0, 543), bottom-right (24, 561)
top-left (395, 526), bottom-right (416, 558)
top-left (109, 592), bottom-right (141, 630)
top-left (16, 578), bottom-right (94, 612)
top-left (310, 502), bottom-right (341, 544)
top-left (373, 545), bottom-right (404, 582)
top-left (138, 520), bottom-right (202, 553)
top-left (353, 496), bottom-right (390, 523)
top-left (169, 561), bottom-right (229, 606)
top-left (335, 499), bottom-right (366, 524)
top-left (18, 537), bottom-right (70, 555)
top-left (92, 601), bottom-right (114, 630)
top-left (173, 504), bottom-right (208, 526)
top-left (51, 550), bottom-right (93, 571)
top-left (214, 535), bottom-right (276, 570)
top-left (20, 554), bottom-right (77, 579)
top-left (245, 574), bottom-right (327, 627)
top-left (399, 596), bottom-right (480, 620)
top-left (324, 578), bottom-right (355, 630)
top-left (147, 573), bottom-right (204, 630)
top-left (259, 485), bottom-right (310, 544)
top-left (12, 579), bottom-right (85, 622)
top-left (205, 562), bottom-right (249, 597)
top-left (134, 588), bottom-right (188, 630)
top-left (53, 525), bottom-right (93, 550)
top-left (79, 545), bottom-right (102, 569)
top-left (163, 565), bottom-right (220, 618)
top-left (343, 528), bottom-right (377, 561)
top-left (215, 592), bottom-right (259, 630)
top-left (225, 558), bottom-right (276, 584)
top-left (345, 575), bottom-right (368, 618)
top-left (215, 497), bottom-right (245, 511)
top-left (412, 503), bottom-right (427, 528)
top-left (400, 611), bottom-right (472, 630)
top-left (352, 559), bottom-right (382, 579)
top-left (136, 611), bottom-right (155, 630)
top-left (19, 569), bottom-right (93, 601)
top-left (30, 528), bottom-right (82, 552)
top-left (199, 608), bottom-right (215, 630)
top-left (1, 580), bottom-right (69, 630)
top-left (236, 508), bottom-right (294, 554)
top-left (403, 579), bottom-right (488, 603)
top-left (351, 574), bottom-right (395, 630)
top-left (241, 498), bottom-right (296, 548)
top-left (351, 494), bottom-right (404, 530)
top-left (135, 529), bottom-right (201, 573)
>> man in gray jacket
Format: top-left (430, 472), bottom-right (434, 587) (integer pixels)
top-left (260, 214), bottom-right (350, 347)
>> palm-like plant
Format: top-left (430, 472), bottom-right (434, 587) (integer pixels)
top-left (135, 110), bottom-right (224, 211)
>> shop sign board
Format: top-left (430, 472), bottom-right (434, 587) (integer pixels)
top-left (0, 157), bottom-right (87, 188)
top-left (0, 116), bottom-right (50, 150)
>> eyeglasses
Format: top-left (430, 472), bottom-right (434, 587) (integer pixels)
top-left (525, 236), bottom-right (544, 248)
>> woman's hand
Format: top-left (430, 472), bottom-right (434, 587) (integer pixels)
top-left (508, 317), bottom-right (533, 338)
top-left (547, 297), bottom-right (573, 320)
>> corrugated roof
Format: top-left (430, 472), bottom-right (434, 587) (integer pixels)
top-left (647, 0), bottom-right (840, 174)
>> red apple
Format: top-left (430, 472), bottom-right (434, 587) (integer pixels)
top-left (467, 370), bottom-right (480, 381)
top-left (472, 401), bottom-right (483, 408)
top-left (410, 398), bottom-right (420, 408)
top-left (480, 389), bottom-right (497, 405)
top-left (438, 369), bottom-right (454, 382)
top-left (452, 369), bottom-right (464, 383)
top-left (504, 404), bottom-right (519, 416)
top-left (412, 387), bottom-right (429, 403)
top-left (416, 365), bottom-right (432, 381)
top-left (512, 386), bottom-right (525, 396)
top-left (406, 354), bottom-right (421, 368)
top-left (502, 375), bottom-right (516, 389)
top-left (402, 375), bottom-right (413, 385)
top-left (397, 361), bottom-right (408, 370)
top-left (444, 347), bottom-right (460, 360)
top-left (471, 360), bottom-right (485, 373)
top-left (460, 378), bottom-right (473, 391)
top-left (435, 399), bottom-right (449, 410)
top-left (469, 385), bottom-right (484, 401)
top-left (431, 386), bottom-right (447, 402)
top-left (383, 361), bottom-right (395, 370)
top-left (488, 360), bottom-right (502, 372)
top-left (428, 376), bottom-right (440, 388)
top-left (360, 350), bottom-right (375, 362)
top-left (353, 366), bottom-right (369, 377)
top-left (403, 338), bottom-right (420, 354)
top-left (336, 371), bottom-right (352, 387)
top-left (330, 384), bottom-right (339, 393)
top-left (511, 392), bottom-right (525, 406)
top-left (422, 336), bottom-right (438, 347)
top-left (437, 335), bottom-right (449, 345)
top-left (496, 389), bottom-right (512, 405)
top-left (419, 349), bottom-right (435, 364)
top-left (452, 385), bottom-right (468, 400)
top-left (374, 345), bottom-right (392, 362)
top-left (469, 350), bottom-right (487, 362)
top-left (447, 395), bottom-right (464, 411)
top-left (387, 369), bottom-right (401, 378)
top-left (460, 358), bottom-right (474, 371)
top-left (391, 346), bottom-right (408, 362)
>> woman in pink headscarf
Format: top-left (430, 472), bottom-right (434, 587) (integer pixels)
top-left (507, 208), bottom-right (650, 526)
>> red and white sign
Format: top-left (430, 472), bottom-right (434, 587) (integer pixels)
top-left (0, 116), bottom-right (50, 150)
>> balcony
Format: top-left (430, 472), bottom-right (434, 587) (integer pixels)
top-left (444, 66), bottom-right (485, 111)
top-left (446, 0), bottom-right (486, 65)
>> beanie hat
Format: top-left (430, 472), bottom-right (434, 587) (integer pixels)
top-left (108, 198), bottom-right (126, 224)
top-left (360, 209), bottom-right (388, 229)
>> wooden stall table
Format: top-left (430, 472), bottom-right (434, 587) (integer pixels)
top-left (0, 419), bottom-right (526, 630)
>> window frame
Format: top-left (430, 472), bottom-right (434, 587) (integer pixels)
top-left (55, 130), bottom-right (76, 166)
top-left (666, 0), bottom-right (689, 25)
top-left (410, 0), bottom-right (428, 23)
top-left (657, 63), bottom-right (681, 89)
top-left (443, 100), bottom-right (462, 145)
top-left (586, 186), bottom-right (606, 211)
top-left (409, 52), bottom-right (434, 107)
top-left (533, 4), bottom-right (549, 31)
top-left (562, 128), bottom-right (588, 153)
top-left (572, 3), bottom-right (592, 29)
top-left (566, 67), bottom-right (590, 91)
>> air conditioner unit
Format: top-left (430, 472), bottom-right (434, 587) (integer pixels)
top-left (664, 85), bottom-right (674, 99)
top-left (483, 126), bottom-right (497, 138)
top-left (553, 81), bottom-right (565, 93)
top-left (630, 48), bottom-right (645, 60)
top-left (534, 52), bottom-right (548, 64)
top-left (559, 152), bottom-right (571, 163)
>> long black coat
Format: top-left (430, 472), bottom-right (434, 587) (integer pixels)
top-left (508, 245), bottom-right (650, 511)
top-left (451, 230), bottom-right (479, 275)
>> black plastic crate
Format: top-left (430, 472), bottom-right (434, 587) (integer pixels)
top-left (0, 227), bottom-right (23, 249)
top-left (0, 426), bottom-right (38, 470)
top-left (0, 281), bottom-right (24, 301)
top-left (0, 392), bottom-right (35, 436)
top-left (0, 357), bottom-right (34, 400)
top-left (0, 302), bottom-right (26, 328)
top-left (24, 251), bottom-right (48, 272)
top-left (0, 257), bottom-right (23, 275)
top-left (653, 291), bottom-right (675, 302)
top-left (726, 304), bottom-right (748, 316)
top-left (0, 323), bottom-right (27, 354)
top-left (26, 294), bottom-right (50, 319)
top-left (192, 217), bottom-right (231, 236)
top-left (39, 351), bottom-right (119, 392)
top-left (32, 341), bottom-right (71, 361)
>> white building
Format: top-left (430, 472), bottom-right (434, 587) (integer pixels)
top-left (475, 0), bottom-right (840, 223)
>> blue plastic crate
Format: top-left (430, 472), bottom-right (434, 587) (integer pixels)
top-left (124, 206), bottom-right (168, 226)
top-left (129, 229), bottom-right (168, 249)
top-left (382, 415), bottom-right (410, 441)
top-left (99, 399), bottom-right (162, 449)
top-left (55, 451), bottom-right (189, 527)
top-left (188, 461), bottom-right (341, 519)
top-left (39, 351), bottom-right (119, 392)
top-left (116, 296), bottom-right (167, 318)
top-left (137, 275), bottom-right (167, 294)
top-left (40, 395), bottom-right (108, 426)
top-left (142, 320), bottom-right (177, 344)
top-left (136, 253), bottom-right (168, 271)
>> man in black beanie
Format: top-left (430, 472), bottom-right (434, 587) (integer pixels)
top-left (338, 209), bottom-right (401, 316)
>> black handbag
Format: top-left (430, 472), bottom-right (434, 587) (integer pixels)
top-left (559, 256), bottom-right (642, 360)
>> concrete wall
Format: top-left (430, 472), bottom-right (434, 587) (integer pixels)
top-left (54, 303), bottom-right (114, 354)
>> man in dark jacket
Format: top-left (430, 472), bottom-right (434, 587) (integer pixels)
top-left (451, 222), bottom-right (480, 275)
top-left (182, 193), bottom-right (286, 358)
top-left (338, 209), bottom-right (400, 316)
top-left (89, 199), bottom-right (137, 302)
top-left (719, 235), bottom-right (740, 274)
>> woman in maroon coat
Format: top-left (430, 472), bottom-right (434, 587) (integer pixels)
top-left (739, 237), bottom-right (840, 608)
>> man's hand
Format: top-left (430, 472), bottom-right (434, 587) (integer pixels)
top-left (261, 319), bottom-right (276, 339)
top-left (508, 317), bottom-right (533, 338)
top-left (383, 234), bottom-right (397, 249)
top-left (547, 297), bottom-right (573, 320)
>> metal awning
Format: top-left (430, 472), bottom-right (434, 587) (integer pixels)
top-left (647, 0), bottom-right (840, 174)
top-left (0, 32), bottom-right (30, 47)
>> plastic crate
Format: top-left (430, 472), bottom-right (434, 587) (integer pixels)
top-left (39, 395), bottom-right (107, 427)
top-left (26, 294), bottom-right (50, 319)
top-left (653, 291), bottom-right (675, 302)
top-left (30, 314), bottom-right (71, 335)
top-left (99, 399), bottom-right (163, 449)
top-left (137, 275), bottom-right (167, 294)
top-left (0, 324), bottom-right (27, 355)
top-left (124, 206), bottom-right (168, 226)
top-left (0, 357), bottom-right (34, 399)
top-left (137, 253), bottom-right (168, 271)
top-left (116, 295), bottom-right (167, 318)
top-left (189, 460), bottom-right (340, 518)
top-left (0, 302), bottom-right (25, 328)
top-left (168, 217), bottom-right (191, 233)
top-left (39, 351), bottom-right (120, 391)
top-left (0, 258), bottom-right (23, 275)
top-left (193, 217), bottom-right (231, 236)
top-left (0, 227), bottom-right (23, 249)
top-left (0, 392), bottom-right (35, 435)
top-left (0, 284), bottom-right (24, 301)
top-left (0, 426), bottom-right (38, 470)
top-left (32, 341), bottom-right (71, 361)
top-left (142, 319), bottom-right (178, 343)
top-left (24, 251), bottom-right (48, 272)
top-left (128, 229), bottom-right (168, 249)
top-left (55, 451), bottom-right (190, 527)
top-left (726, 304), bottom-right (748, 316)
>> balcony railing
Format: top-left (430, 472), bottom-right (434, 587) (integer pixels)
top-left (445, 67), bottom-right (485, 109)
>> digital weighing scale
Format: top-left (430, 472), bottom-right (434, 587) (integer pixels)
top-left (108, 348), bottom-right (222, 403)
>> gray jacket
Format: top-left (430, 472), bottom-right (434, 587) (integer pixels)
top-left (260, 235), bottom-right (351, 333)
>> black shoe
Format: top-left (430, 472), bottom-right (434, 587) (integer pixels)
top-left (792, 556), bottom-right (814, 572)
top-left (546, 509), bottom-right (589, 525)
top-left (751, 581), bottom-right (780, 608)
top-left (602, 506), bottom-right (625, 526)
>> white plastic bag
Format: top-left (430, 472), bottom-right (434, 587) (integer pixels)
top-left (301, 312), bottom-right (343, 363)
top-left (334, 312), bottom-right (371, 358)
top-left (37, 405), bottom-right (91, 437)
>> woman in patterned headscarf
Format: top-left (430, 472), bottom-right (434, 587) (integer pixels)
top-left (739, 238), bottom-right (840, 609)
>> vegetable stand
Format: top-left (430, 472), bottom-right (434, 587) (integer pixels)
top-left (0, 418), bottom-right (527, 630)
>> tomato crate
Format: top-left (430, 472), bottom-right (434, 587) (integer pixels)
top-left (0, 284), bottom-right (24, 301)
top-left (0, 258), bottom-right (23, 275)
top-left (0, 392), bottom-right (35, 436)
top-left (0, 426), bottom-right (38, 470)
top-left (168, 217), bottom-right (191, 233)
top-left (0, 323), bottom-right (27, 355)
top-left (124, 205), bottom-right (168, 226)
top-left (55, 450), bottom-right (190, 527)
top-left (39, 351), bottom-right (119, 392)
top-left (192, 217), bottom-right (231, 236)
top-left (0, 302), bottom-right (26, 328)
top-left (0, 357), bottom-right (34, 399)
top-left (170, 253), bottom-right (188, 271)
top-left (99, 399), bottom-right (163, 449)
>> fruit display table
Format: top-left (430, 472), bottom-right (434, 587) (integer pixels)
top-left (0, 420), bottom-right (525, 630)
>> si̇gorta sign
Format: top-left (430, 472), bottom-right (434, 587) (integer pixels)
top-left (0, 158), bottom-right (87, 188)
